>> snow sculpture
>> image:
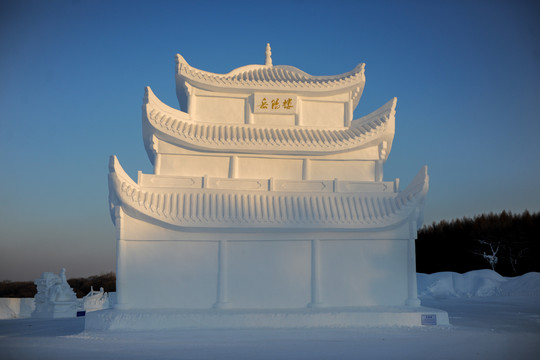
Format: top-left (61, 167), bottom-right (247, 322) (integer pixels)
top-left (88, 45), bottom-right (449, 330)
top-left (83, 286), bottom-right (110, 312)
top-left (32, 268), bottom-right (79, 319)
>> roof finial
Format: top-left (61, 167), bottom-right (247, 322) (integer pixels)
top-left (265, 43), bottom-right (272, 67)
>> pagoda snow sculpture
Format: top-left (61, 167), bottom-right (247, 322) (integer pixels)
top-left (89, 45), bottom-right (448, 330)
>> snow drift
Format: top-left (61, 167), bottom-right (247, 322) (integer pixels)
top-left (418, 270), bottom-right (540, 298)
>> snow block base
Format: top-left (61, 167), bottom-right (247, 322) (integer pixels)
top-left (85, 306), bottom-right (449, 331)
top-left (31, 302), bottom-right (78, 319)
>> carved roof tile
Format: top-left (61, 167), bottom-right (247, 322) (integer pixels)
top-left (143, 87), bottom-right (395, 157)
top-left (109, 156), bottom-right (428, 231)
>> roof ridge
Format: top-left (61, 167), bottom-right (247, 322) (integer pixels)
top-left (175, 53), bottom-right (365, 91)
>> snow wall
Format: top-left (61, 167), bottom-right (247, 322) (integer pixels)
top-left (0, 298), bottom-right (35, 319)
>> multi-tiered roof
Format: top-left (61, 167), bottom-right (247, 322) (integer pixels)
top-left (109, 45), bottom-right (428, 232)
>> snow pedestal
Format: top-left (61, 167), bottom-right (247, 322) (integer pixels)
top-left (87, 218), bottom-right (450, 329)
top-left (86, 306), bottom-right (449, 330)
top-left (90, 45), bottom-right (449, 330)
top-left (32, 268), bottom-right (79, 319)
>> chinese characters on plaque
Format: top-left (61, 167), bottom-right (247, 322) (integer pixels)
top-left (253, 93), bottom-right (297, 114)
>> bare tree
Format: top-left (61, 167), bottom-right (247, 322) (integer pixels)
top-left (473, 239), bottom-right (500, 271)
top-left (505, 245), bottom-right (528, 275)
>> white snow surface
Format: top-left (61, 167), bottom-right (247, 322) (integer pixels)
top-left (418, 269), bottom-right (540, 298)
top-left (1, 270), bottom-right (539, 360)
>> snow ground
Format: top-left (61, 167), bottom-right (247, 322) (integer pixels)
top-left (1, 271), bottom-right (539, 360)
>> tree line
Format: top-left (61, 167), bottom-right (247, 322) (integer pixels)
top-left (1, 210), bottom-right (538, 297)
top-left (0, 272), bottom-right (116, 298)
top-left (416, 210), bottom-right (539, 276)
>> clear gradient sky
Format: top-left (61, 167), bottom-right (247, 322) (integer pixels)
top-left (1, 0), bottom-right (539, 281)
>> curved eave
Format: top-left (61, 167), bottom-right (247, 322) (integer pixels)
top-left (143, 87), bottom-right (396, 158)
top-left (109, 156), bottom-right (428, 231)
top-left (175, 54), bottom-right (366, 94)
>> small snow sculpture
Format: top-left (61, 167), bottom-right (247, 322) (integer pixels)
top-left (32, 268), bottom-right (79, 319)
top-left (83, 286), bottom-right (110, 312)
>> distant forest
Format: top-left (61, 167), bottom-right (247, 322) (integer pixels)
top-left (417, 210), bottom-right (539, 276)
top-left (1, 211), bottom-right (538, 297)
top-left (0, 272), bottom-right (116, 299)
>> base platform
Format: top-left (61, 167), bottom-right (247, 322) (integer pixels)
top-left (85, 306), bottom-right (449, 331)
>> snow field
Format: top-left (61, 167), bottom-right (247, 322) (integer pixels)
top-left (1, 270), bottom-right (539, 359)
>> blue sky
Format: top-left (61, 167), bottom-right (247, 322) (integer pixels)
top-left (1, 0), bottom-right (539, 281)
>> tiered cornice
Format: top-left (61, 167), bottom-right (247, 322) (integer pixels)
top-left (109, 156), bottom-right (428, 231)
top-left (143, 87), bottom-right (396, 157)
top-left (175, 54), bottom-right (365, 95)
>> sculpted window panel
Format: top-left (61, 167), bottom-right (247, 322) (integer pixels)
top-left (238, 157), bottom-right (303, 180)
top-left (309, 160), bottom-right (376, 181)
top-left (301, 101), bottom-right (346, 127)
top-left (159, 155), bottom-right (230, 177)
top-left (195, 96), bottom-right (245, 124)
